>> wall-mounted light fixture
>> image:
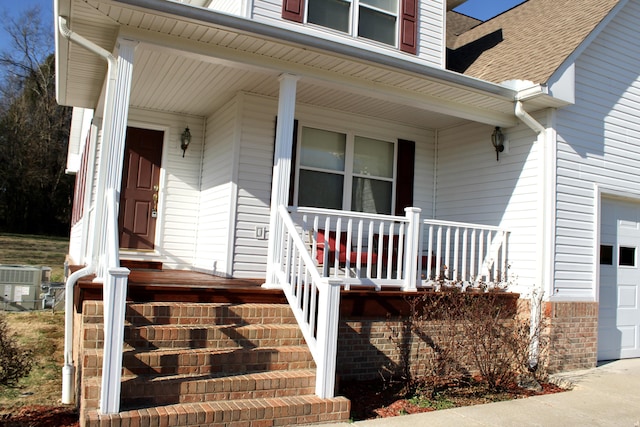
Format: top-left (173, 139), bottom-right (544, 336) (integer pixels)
top-left (491, 126), bottom-right (505, 161)
top-left (180, 127), bottom-right (191, 157)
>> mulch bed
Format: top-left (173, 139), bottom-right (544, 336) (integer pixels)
top-left (340, 378), bottom-right (566, 420)
top-left (0, 406), bottom-right (79, 427)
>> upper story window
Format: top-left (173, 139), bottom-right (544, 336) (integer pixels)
top-left (307, 0), bottom-right (398, 47)
top-left (282, 0), bottom-right (417, 54)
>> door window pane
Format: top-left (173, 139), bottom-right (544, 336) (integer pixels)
top-left (300, 127), bottom-right (346, 171)
top-left (298, 170), bottom-right (344, 210)
top-left (353, 136), bottom-right (393, 178)
top-left (308, 0), bottom-right (350, 33)
top-left (619, 246), bottom-right (636, 267)
top-left (358, 6), bottom-right (396, 45)
top-left (351, 177), bottom-right (392, 214)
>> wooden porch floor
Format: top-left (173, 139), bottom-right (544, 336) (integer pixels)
top-left (73, 265), bottom-right (519, 317)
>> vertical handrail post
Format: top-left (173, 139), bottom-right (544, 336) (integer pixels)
top-left (315, 278), bottom-right (342, 398)
top-left (100, 267), bottom-right (130, 414)
top-left (403, 207), bottom-right (421, 291)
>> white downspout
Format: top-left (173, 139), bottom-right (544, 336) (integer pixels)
top-left (58, 15), bottom-right (117, 405)
top-left (514, 100), bottom-right (549, 372)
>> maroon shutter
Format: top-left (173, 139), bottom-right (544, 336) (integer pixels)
top-left (282, 0), bottom-right (305, 23)
top-left (272, 118), bottom-right (299, 206)
top-left (399, 0), bottom-right (418, 54)
top-left (395, 139), bottom-right (415, 216)
top-left (288, 120), bottom-right (299, 205)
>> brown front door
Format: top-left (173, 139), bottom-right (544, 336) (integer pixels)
top-left (119, 127), bottom-right (163, 250)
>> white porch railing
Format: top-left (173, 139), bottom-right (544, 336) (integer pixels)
top-left (276, 205), bottom-right (341, 398)
top-left (420, 219), bottom-right (509, 289)
top-left (272, 205), bottom-right (510, 398)
top-left (287, 206), bottom-right (422, 291)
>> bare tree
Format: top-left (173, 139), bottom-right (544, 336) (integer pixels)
top-left (0, 7), bottom-right (73, 235)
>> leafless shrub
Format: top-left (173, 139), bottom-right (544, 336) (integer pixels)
top-left (0, 314), bottom-right (34, 386)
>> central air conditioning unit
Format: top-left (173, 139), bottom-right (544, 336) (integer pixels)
top-left (0, 265), bottom-right (44, 311)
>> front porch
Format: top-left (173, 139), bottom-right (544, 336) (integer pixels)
top-left (71, 264), bottom-right (520, 426)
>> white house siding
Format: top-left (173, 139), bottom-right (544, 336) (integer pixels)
top-left (207, 0), bottom-right (245, 16)
top-left (194, 98), bottom-right (239, 276)
top-left (126, 108), bottom-right (204, 269)
top-left (435, 121), bottom-right (541, 294)
top-left (68, 221), bottom-right (84, 265)
top-left (554, 1), bottom-right (640, 301)
top-left (231, 93), bottom-right (434, 278)
top-left (250, 0), bottom-right (444, 68)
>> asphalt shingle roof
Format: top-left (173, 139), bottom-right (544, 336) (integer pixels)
top-left (448, 0), bottom-right (620, 84)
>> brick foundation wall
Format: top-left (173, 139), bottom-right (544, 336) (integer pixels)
top-left (544, 301), bottom-right (599, 373)
top-left (335, 297), bottom-right (600, 381)
top-left (336, 292), bottom-right (520, 381)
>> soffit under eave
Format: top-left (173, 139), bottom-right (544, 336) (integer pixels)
top-left (56, 0), bottom-right (120, 108)
top-left (62, 0), bottom-right (520, 127)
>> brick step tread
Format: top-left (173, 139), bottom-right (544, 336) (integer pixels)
top-left (81, 346), bottom-right (315, 377)
top-left (82, 369), bottom-right (317, 410)
top-left (84, 395), bottom-right (351, 427)
top-left (81, 323), bottom-right (305, 350)
top-left (82, 301), bottom-right (297, 325)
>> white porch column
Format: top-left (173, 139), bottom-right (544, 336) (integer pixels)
top-left (93, 39), bottom-right (138, 275)
top-left (265, 74), bottom-right (299, 287)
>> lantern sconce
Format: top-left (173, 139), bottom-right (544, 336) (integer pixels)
top-left (180, 127), bottom-right (191, 157)
top-left (491, 126), bottom-right (505, 161)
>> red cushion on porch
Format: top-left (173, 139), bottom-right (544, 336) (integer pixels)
top-left (316, 229), bottom-right (377, 266)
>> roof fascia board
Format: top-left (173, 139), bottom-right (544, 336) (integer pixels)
top-left (120, 26), bottom-right (518, 127)
top-left (547, 0), bottom-right (628, 93)
top-left (113, 0), bottom-right (517, 99)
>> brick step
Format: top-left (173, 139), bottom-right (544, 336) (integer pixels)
top-left (84, 395), bottom-right (351, 427)
top-left (82, 301), bottom-right (297, 326)
top-left (81, 323), bottom-right (306, 350)
top-left (82, 369), bottom-right (318, 411)
top-left (81, 346), bottom-right (315, 378)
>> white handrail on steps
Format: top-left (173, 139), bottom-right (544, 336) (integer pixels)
top-left (275, 205), bottom-right (342, 398)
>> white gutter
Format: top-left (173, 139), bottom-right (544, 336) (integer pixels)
top-left (57, 15), bottom-right (117, 405)
top-left (61, 265), bottom-right (94, 404)
top-left (514, 100), bottom-right (548, 372)
top-left (515, 100), bottom-right (546, 134)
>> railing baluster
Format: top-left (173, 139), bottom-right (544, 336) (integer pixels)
top-left (397, 222), bottom-right (405, 280)
top-left (376, 221), bottom-right (384, 279)
top-left (435, 226), bottom-right (442, 279)
top-left (461, 228), bottom-right (468, 283)
top-left (478, 231), bottom-right (485, 282)
top-left (356, 220), bottom-right (364, 279)
top-left (427, 224), bottom-right (434, 280)
top-left (444, 227), bottom-right (451, 280)
top-left (470, 229), bottom-right (476, 283)
top-left (453, 227), bottom-right (460, 281)
top-left (366, 221), bottom-right (374, 278)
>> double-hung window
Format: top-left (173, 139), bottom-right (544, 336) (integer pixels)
top-left (307, 0), bottom-right (398, 47)
top-left (296, 126), bottom-right (395, 215)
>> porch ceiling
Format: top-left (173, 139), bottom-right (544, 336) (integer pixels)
top-left (56, 0), bottom-right (546, 129)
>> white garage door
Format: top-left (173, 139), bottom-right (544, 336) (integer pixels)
top-left (599, 199), bottom-right (640, 360)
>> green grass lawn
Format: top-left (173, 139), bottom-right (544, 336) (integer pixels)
top-left (0, 234), bottom-right (69, 282)
top-left (0, 234), bottom-right (70, 412)
top-left (0, 311), bottom-right (67, 411)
